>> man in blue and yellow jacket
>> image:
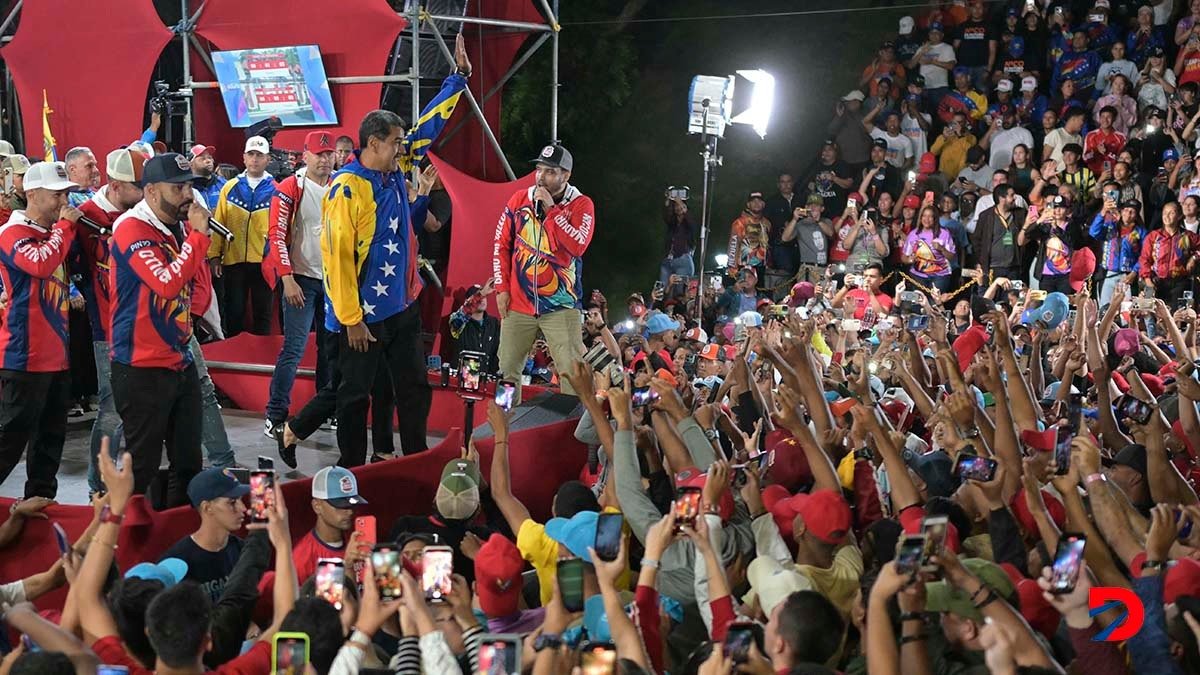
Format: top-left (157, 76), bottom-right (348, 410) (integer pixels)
top-left (320, 34), bottom-right (472, 466)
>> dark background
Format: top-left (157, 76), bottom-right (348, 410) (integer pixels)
top-left (499, 0), bottom-right (898, 314)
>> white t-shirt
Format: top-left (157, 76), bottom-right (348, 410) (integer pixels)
top-left (246, 173), bottom-right (267, 191)
top-left (902, 112), bottom-right (932, 158)
top-left (1043, 127), bottom-right (1083, 168)
top-left (919, 43), bottom-right (956, 89)
top-left (1155, 0), bottom-right (1175, 26)
top-left (870, 128), bottom-right (914, 168)
top-left (989, 126), bottom-right (1034, 171)
top-left (1137, 69), bottom-right (1176, 113)
top-left (290, 176), bottom-right (330, 279)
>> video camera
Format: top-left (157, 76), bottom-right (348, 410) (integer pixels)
top-left (148, 80), bottom-right (185, 116)
top-left (245, 116), bottom-right (299, 179)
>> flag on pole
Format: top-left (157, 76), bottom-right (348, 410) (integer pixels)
top-left (42, 90), bottom-right (57, 162)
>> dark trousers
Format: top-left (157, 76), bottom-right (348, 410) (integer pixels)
top-left (111, 361), bottom-right (202, 509)
top-left (336, 303), bottom-right (431, 466)
top-left (1039, 275), bottom-right (1074, 295)
top-left (0, 369), bottom-right (70, 498)
top-left (1156, 276), bottom-right (1194, 308)
top-left (220, 262), bottom-right (272, 337)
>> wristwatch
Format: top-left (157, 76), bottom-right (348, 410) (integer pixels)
top-left (533, 633), bottom-right (563, 652)
top-left (1141, 559), bottom-right (1167, 572)
top-left (99, 504), bottom-right (124, 526)
top-left (703, 427), bottom-right (719, 440)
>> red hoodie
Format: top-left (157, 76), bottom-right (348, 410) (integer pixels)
top-left (0, 210), bottom-right (75, 371)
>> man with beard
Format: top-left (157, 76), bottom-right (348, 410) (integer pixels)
top-left (109, 153), bottom-right (212, 508)
top-left (188, 144), bottom-right (226, 210)
top-left (803, 140), bottom-right (855, 216)
top-left (980, 104), bottom-right (1032, 170)
top-left (0, 162), bottom-right (81, 497)
top-left (727, 191), bottom-right (771, 284)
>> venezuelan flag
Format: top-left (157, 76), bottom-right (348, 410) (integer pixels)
top-left (42, 90), bottom-right (57, 162)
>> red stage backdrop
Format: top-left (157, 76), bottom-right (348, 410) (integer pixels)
top-left (2, 0), bottom-right (173, 162)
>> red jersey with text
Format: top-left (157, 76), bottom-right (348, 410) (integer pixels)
top-left (75, 186), bottom-right (123, 342)
top-left (493, 184), bottom-right (594, 316)
top-left (0, 211), bottom-right (74, 371)
top-left (109, 201), bottom-right (210, 370)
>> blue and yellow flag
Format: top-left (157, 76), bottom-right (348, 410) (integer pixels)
top-left (42, 90), bottom-right (57, 162)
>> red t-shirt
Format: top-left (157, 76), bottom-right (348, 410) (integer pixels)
top-left (91, 635), bottom-right (270, 675)
top-left (846, 288), bottom-right (894, 319)
top-left (291, 529), bottom-right (347, 585)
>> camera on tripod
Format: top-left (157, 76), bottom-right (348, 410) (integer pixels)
top-left (148, 81), bottom-right (184, 116)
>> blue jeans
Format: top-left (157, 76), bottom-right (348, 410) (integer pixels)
top-left (659, 252), bottom-right (695, 286)
top-left (266, 275), bottom-right (330, 424)
top-left (87, 335), bottom-right (235, 490)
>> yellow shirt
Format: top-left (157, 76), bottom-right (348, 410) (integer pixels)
top-left (796, 544), bottom-right (864, 618)
top-left (516, 519), bottom-right (561, 606)
top-left (931, 133), bottom-right (978, 182)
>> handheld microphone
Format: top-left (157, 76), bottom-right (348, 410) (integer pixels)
top-left (207, 217), bottom-right (234, 242)
top-left (533, 199), bottom-right (545, 220)
top-left (77, 216), bottom-right (110, 236)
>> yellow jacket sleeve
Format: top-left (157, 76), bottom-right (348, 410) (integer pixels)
top-left (321, 178), bottom-right (365, 327)
top-left (208, 181), bottom-right (234, 260)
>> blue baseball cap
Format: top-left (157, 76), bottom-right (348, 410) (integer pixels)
top-left (313, 466), bottom-right (368, 509)
top-left (1164, 147), bottom-right (1180, 161)
top-left (1020, 291), bottom-right (1069, 330)
top-left (545, 510), bottom-right (599, 562)
top-left (929, 21), bottom-right (945, 33)
top-left (736, 311), bottom-right (763, 328)
top-left (583, 595), bottom-right (612, 641)
top-left (953, 66), bottom-right (970, 78)
top-left (645, 312), bottom-right (681, 335)
top-left (187, 468), bottom-right (250, 507)
top-left (125, 558), bottom-right (188, 587)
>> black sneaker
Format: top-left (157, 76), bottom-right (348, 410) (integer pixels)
top-left (270, 423), bottom-right (298, 469)
top-left (320, 417), bottom-right (338, 432)
top-left (369, 452), bottom-right (395, 464)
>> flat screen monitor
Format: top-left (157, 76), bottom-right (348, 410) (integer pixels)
top-left (211, 44), bottom-right (337, 127)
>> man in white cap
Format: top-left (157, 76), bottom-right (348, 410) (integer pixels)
top-left (830, 91), bottom-right (872, 168)
top-left (908, 21), bottom-right (957, 107)
top-left (208, 135), bottom-right (275, 337)
top-left (0, 161), bottom-right (82, 498)
top-left (895, 16), bottom-right (922, 66)
top-left (64, 146), bottom-right (100, 207)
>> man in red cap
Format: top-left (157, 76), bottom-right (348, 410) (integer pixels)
top-left (188, 144), bottom-right (226, 212)
top-left (261, 132), bottom-right (337, 465)
top-left (474, 533), bottom-right (545, 633)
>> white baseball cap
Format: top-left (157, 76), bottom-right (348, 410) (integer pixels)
top-left (996, 79), bottom-right (1013, 93)
top-left (0, 140), bottom-right (13, 156)
top-left (898, 16), bottom-right (915, 35)
top-left (106, 148), bottom-right (147, 186)
top-left (842, 90), bottom-right (865, 102)
top-left (244, 136), bottom-right (270, 154)
top-left (23, 161), bottom-right (80, 192)
top-left (1021, 76), bottom-right (1038, 92)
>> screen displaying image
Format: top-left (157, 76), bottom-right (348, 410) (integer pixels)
top-left (421, 548), bottom-right (453, 601)
top-left (1051, 535), bottom-right (1087, 593)
top-left (460, 352), bottom-right (484, 393)
top-left (477, 640), bottom-right (519, 675)
top-left (249, 471), bottom-right (275, 522)
top-left (314, 559), bottom-right (345, 610)
top-left (211, 45), bottom-right (337, 127)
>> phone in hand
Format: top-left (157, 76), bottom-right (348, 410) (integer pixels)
top-left (631, 386), bottom-right (660, 407)
top-left (314, 558), bottom-right (346, 610)
top-left (673, 486), bottom-right (703, 533)
top-left (272, 632), bottom-right (310, 675)
top-left (494, 381), bottom-right (516, 411)
top-left (895, 534), bottom-right (927, 575)
top-left (919, 515), bottom-right (949, 573)
top-left (906, 314), bottom-right (930, 331)
top-left (593, 512), bottom-right (624, 562)
top-left (355, 515), bottom-right (377, 547)
top-left (723, 622), bottom-right (757, 664)
top-left (953, 454), bottom-right (998, 482)
top-left (1049, 533), bottom-right (1087, 594)
top-left (97, 667), bottom-right (129, 675)
top-left (371, 545), bottom-right (402, 600)
top-left (1054, 425), bottom-right (1074, 475)
top-left (557, 558), bottom-right (586, 613)
top-left (421, 545), bottom-right (454, 602)
top-left (249, 470), bottom-right (276, 523)
top-left (1118, 395), bottom-right (1154, 425)
top-left (52, 522), bottom-right (70, 557)
top-left (477, 634), bottom-right (521, 675)
top-left (579, 642), bottom-right (617, 674)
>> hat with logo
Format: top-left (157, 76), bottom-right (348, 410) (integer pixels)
top-left (747, 191), bottom-right (765, 201)
top-left (22, 161), bottom-right (81, 192)
top-left (1020, 291), bottom-right (1069, 330)
top-left (925, 558), bottom-right (1017, 622)
top-left (842, 90), bottom-right (865, 102)
top-left (435, 459), bottom-right (480, 520)
top-left (929, 21), bottom-right (945, 33)
top-left (474, 533), bottom-right (526, 617)
top-left (0, 140), bottom-right (13, 156)
top-left (188, 144), bottom-right (216, 159)
top-left (699, 343), bottom-right (724, 361)
top-left (1151, 46), bottom-right (1166, 58)
top-left (545, 510), bottom-right (599, 562)
top-left (312, 466), bottom-right (368, 509)
top-left (531, 143), bottom-right (573, 171)
top-left (683, 327), bottom-right (708, 343)
top-left (244, 136), bottom-right (270, 154)
top-left (142, 153), bottom-right (199, 185)
top-left (304, 131), bottom-right (337, 154)
top-left (996, 79), bottom-right (1014, 93)
top-left (872, 137), bottom-right (889, 150)
top-left (646, 312), bottom-right (680, 335)
top-left (767, 488), bottom-right (851, 545)
top-left (1049, 194), bottom-right (1071, 208)
top-left (1147, 105), bottom-right (1165, 119)
top-left (745, 555), bottom-right (813, 616)
top-left (1164, 147), bottom-right (1180, 162)
top-left (125, 558), bottom-right (189, 588)
top-left (1020, 76), bottom-right (1038, 92)
top-left (919, 152), bottom-right (937, 174)
top-left (1120, 198), bottom-right (1142, 211)
top-left (899, 16), bottom-right (915, 35)
top-left (737, 310), bottom-right (763, 328)
top-left (4, 154), bottom-right (31, 175)
top-left (106, 148), bottom-right (147, 187)
top-left (187, 467), bottom-right (250, 507)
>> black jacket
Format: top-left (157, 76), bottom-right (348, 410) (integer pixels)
top-left (454, 312), bottom-right (501, 375)
top-left (969, 205), bottom-right (1026, 273)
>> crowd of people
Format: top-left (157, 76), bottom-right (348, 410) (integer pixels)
top-left (7, 1), bottom-right (1200, 675)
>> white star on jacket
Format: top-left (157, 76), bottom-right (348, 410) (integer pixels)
top-left (372, 280), bottom-right (389, 297)
top-left (384, 241), bottom-right (400, 255)
top-left (380, 261), bottom-right (396, 277)
top-left (388, 216), bottom-right (399, 233)
top-left (362, 301), bottom-right (376, 316)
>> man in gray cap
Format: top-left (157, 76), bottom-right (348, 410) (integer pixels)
top-left (0, 153), bottom-right (30, 223)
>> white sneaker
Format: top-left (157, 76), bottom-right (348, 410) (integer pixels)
top-left (263, 419), bottom-right (276, 439)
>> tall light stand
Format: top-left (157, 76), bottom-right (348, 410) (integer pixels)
top-left (694, 100), bottom-right (722, 326)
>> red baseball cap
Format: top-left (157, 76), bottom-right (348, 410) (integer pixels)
top-left (953, 324), bottom-right (989, 373)
top-left (189, 144), bottom-right (216, 158)
top-left (1008, 487), bottom-right (1065, 536)
top-left (305, 131), bottom-right (337, 154)
top-left (1068, 248), bottom-right (1096, 292)
top-left (770, 489), bottom-right (851, 545)
top-left (1140, 373), bottom-right (1166, 399)
top-left (898, 505), bottom-right (962, 553)
top-left (902, 194), bottom-right (921, 209)
top-left (1019, 429), bottom-right (1056, 453)
top-left (474, 534), bottom-right (525, 618)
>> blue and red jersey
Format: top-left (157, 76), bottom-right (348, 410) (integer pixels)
top-left (74, 187), bottom-right (122, 342)
top-left (0, 211), bottom-right (75, 372)
top-left (109, 201), bottom-right (210, 370)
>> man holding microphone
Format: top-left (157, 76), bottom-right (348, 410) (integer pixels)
top-left (109, 153), bottom-right (211, 508)
top-left (493, 143), bottom-right (594, 403)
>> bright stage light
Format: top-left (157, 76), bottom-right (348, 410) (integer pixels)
top-left (687, 70), bottom-right (775, 138)
top-left (732, 69), bottom-right (775, 138)
top-left (714, 253), bottom-right (729, 268)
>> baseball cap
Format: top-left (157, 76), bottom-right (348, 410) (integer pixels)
top-left (769, 489), bottom-right (851, 545)
top-left (244, 136), bottom-right (270, 154)
top-left (919, 152), bottom-right (937, 174)
top-left (1068, 248), bottom-right (1095, 292)
top-left (902, 194), bottom-right (920, 209)
top-left (746, 556), bottom-right (813, 616)
top-left (1094, 0), bottom-right (1110, 8)
top-left (790, 281), bottom-right (815, 306)
top-left (737, 310), bottom-right (763, 328)
top-left (531, 143), bottom-right (573, 171)
top-left (142, 153), bottom-right (199, 185)
top-left (1151, 46), bottom-right (1166, 58)
top-left (1107, 443), bottom-right (1148, 476)
top-left (1120, 198), bottom-right (1142, 211)
top-left (1020, 291), bottom-right (1069, 330)
top-left (925, 558), bottom-right (1016, 622)
top-left (125, 558), bottom-right (189, 588)
top-left (434, 459), bottom-right (480, 520)
top-left (1164, 147), bottom-right (1180, 162)
top-left (1021, 76), bottom-right (1038, 92)
top-left (699, 343), bottom-right (724, 361)
top-left (996, 79), bottom-right (1013, 93)
top-left (544, 510), bottom-right (599, 562)
top-left (872, 137), bottom-right (889, 150)
top-left (842, 90), bottom-right (865, 102)
top-left (188, 144), bottom-right (215, 159)
top-left (747, 191), bottom-right (765, 201)
top-left (4, 154), bottom-right (31, 175)
top-left (22, 161), bottom-right (81, 192)
top-left (304, 131), bottom-right (337, 154)
top-left (903, 449), bottom-right (960, 498)
top-left (187, 468), bottom-right (250, 507)
top-left (929, 21), bottom-right (944, 33)
top-left (909, 74), bottom-right (925, 88)
top-left (806, 193), bottom-right (824, 206)
top-left (474, 533), bottom-right (526, 617)
top-left (898, 16), bottom-right (914, 35)
top-left (683, 327), bottom-right (708, 343)
top-left (312, 466), bottom-right (368, 509)
top-left (1050, 194), bottom-right (1072, 208)
top-left (953, 65), bottom-right (970, 78)
top-left (646, 312), bottom-right (680, 334)
top-left (106, 148), bottom-right (147, 187)
top-left (0, 140), bottom-right (13, 156)
top-left (692, 375), bottom-right (724, 390)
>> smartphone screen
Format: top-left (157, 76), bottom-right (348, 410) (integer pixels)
top-left (578, 642), bottom-right (616, 673)
top-left (895, 534), bottom-right (926, 575)
top-left (314, 558), bottom-right (346, 610)
top-left (97, 667), bottom-right (130, 675)
top-left (557, 558), bottom-right (586, 612)
top-left (953, 454), bottom-right (998, 482)
top-left (906, 314), bottom-right (929, 331)
top-left (477, 635), bottom-right (520, 675)
top-left (594, 513), bottom-right (624, 562)
top-left (459, 352), bottom-right (484, 393)
top-left (920, 515), bottom-right (948, 572)
top-left (1066, 393), bottom-right (1083, 432)
top-left (249, 470), bottom-right (275, 523)
top-left (52, 522), bottom-right (70, 557)
top-left (723, 623), bottom-right (756, 664)
top-left (421, 546), bottom-right (454, 602)
top-left (673, 487), bottom-right (702, 533)
top-left (228, 467), bottom-right (250, 485)
top-left (631, 386), bottom-right (659, 407)
top-left (1120, 395), bottom-right (1153, 425)
top-left (371, 546), bottom-right (402, 600)
top-left (1050, 533), bottom-right (1087, 594)
top-left (494, 382), bottom-right (516, 411)
top-left (272, 634), bottom-right (309, 675)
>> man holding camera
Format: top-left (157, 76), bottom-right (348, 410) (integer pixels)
top-left (830, 263), bottom-right (893, 320)
top-left (781, 195), bottom-right (833, 283)
top-left (660, 190), bottom-right (693, 286)
top-left (493, 143), bottom-right (593, 403)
